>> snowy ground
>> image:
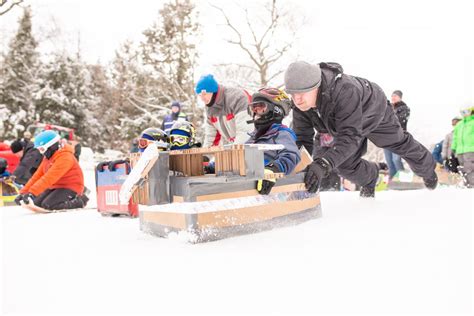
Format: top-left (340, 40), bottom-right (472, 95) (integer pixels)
top-left (1, 163), bottom-right (473, 315)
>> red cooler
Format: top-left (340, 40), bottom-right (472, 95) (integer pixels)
top-left (96, 160), bottom-right (138, 217)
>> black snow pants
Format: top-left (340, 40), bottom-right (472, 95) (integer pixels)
top-left (334, 105), bottom-right (435, 188)
top-left (34, 188), bottom-right (84, 210)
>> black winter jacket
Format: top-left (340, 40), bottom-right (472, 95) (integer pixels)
top-left (292, 62), bottom-right (387, 168)
top-left (392, 101), bottom-right (410, 131)
top-left (13, 140), bottom-right (43, 185)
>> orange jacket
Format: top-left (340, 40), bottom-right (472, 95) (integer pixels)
top-left (20, 145), bottom-right (84, 196)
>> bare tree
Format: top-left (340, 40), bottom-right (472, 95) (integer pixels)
top-left (0, 0), bottom-right (23, 16)
top-left (211, 0), bottom-right (304, 87)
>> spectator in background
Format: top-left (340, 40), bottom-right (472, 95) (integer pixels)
top-left (452, 106), bottom-right (474, 187)
top-left (442, 117), bottom-right (462, 173)
top-left (23, 131), bottom-right (32, 142)
top-left (161, 101), bottom-right (188, 135)
top-left (432, 141), bottom-right (444, 165)
top-left (384, 90), bottom-right (410, 179)
top-left (10, 138), bottom-right (43, 185)
top-left (74, 136), bottom-right (82, 161)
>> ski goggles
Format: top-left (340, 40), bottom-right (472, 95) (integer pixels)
top-left (37, 146), bottom-right (48, 154)
top-left (249, 100), bottom-right (272, 115)
top-left (170, 135), bottom-right (190, 147)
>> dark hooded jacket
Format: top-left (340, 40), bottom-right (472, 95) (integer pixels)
top-left (392, 101), bottom-right (410, 131)
top-left (292, 62), bottom-right (387, 168)
top-left (13, 140), bottom-right (43, 185)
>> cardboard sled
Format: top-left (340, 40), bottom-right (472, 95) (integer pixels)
top-left (119, 144), bottom-right (321, 243)
top-left (139, 173), bottom-right (321, 243)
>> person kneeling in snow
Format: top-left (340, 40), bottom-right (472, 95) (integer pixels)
top-left (246, 88), bottom-right (301, 195)
top-left (14, 130), bottom-right (88, 210)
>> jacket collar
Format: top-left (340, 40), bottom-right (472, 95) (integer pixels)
top-left (249, 123), bottom-right (292, 140)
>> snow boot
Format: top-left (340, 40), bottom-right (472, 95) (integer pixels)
top-left (423, 172), bottom-right (438, 190)
top-left (360, 186), bottom-right (375, 198)
top-left (63, 194), bottom-right (89, 209)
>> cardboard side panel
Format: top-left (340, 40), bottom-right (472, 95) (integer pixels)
top-left (141, 211), bottom-right (187, 229)
top-left (196, 195), bottom-right (320, 228)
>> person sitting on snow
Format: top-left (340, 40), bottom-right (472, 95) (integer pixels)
top-left (246, 87), bottom-right (301, 195)
top-left (14, 130), bottom-right (89, 210)
top-left (10, 138), bottom-right (43, 185)
top-left (169, 121), bottom-right (201, 150)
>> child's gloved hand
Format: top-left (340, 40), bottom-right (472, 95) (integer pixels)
top-left (14, 193), bottom-right (36, 205)
top-left (257, 164), bottom-right (280, 195)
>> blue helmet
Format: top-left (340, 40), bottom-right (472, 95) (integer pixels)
top-left (34, 130), bottom-right (60, 153)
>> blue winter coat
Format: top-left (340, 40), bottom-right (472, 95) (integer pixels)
top-left (246, 124), bottom-right (301, 175)
top-left (161, 112), bottom-right (188, 134)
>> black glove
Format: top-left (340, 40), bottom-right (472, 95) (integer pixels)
top-left (14, 193), bottom-right (36, 205)
top-left (14, 194), bottom-right (23, 206)
top-left (304, 158), bottom-right (332, 193)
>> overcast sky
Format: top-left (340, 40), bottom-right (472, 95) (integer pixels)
top-left (1, 0), bottom-right (473, 145)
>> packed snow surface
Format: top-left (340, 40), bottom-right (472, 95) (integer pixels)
top-left (2, 165), bottom-right (472, 315)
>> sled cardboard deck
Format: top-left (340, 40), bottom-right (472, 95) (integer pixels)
top-left (139, 173), bottom-right (321, 243)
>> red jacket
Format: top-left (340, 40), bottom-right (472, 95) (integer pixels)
top-left (21, 145), bottom-right (84, 196)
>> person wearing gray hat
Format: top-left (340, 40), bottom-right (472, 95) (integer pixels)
top-left (284, 61), bottom-right (437, 197)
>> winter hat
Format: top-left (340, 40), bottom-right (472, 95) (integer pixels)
top-left (284, 61), bottom-right (321, 94)
top-left (195, 74), bottom-right (219, 94)
top-left (10, 139), bottom-right (26, 153)
top-left (171, 101), bottom-right (181, 110)
top-left (392, 90), bottom-right (403, 98)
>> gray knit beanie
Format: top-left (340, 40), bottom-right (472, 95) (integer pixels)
top-left (284, 61), bottom-right (321, 94)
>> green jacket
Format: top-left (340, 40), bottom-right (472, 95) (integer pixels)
top-left (452, 115), bottom-right (474, 155)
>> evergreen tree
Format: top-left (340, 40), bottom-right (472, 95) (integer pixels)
top-left (141, 0), bottom-right (200, 122)
top-left (0, 7), bottom-right (41, 138)
top-left (110, 40), bottom-right (163, 145)
top-left (35, 53), bottom-right (102, 150)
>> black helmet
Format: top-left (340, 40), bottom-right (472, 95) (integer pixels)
top-left (249, 87), bottom-right (291, 129)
